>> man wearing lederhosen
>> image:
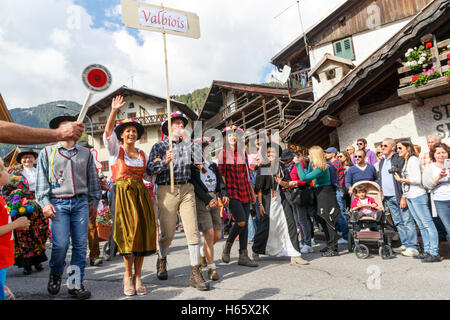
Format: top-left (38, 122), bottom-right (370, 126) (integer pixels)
top-left (147, 112), bottom-right (210, 291)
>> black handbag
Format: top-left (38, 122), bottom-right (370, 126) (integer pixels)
top-left (291, 187), bottom-right (316, 207)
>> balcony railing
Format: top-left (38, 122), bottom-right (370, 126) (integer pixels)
top-left (85, 114), bottom-right (167, 134)
top-left (288, 68), bottom-right (312, 94)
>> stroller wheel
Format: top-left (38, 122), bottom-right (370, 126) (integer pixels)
top-left (379, 245), bottom-right (394, 260)
top-left (354, 244), bottom-right (369, 259)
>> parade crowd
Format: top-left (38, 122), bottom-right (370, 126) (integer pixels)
top-left (0, 95), bottom-right (449, 300)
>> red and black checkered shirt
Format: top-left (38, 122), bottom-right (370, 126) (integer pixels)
top-left (219, 150), bottom-right (255, 204)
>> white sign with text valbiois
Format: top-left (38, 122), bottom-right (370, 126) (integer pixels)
top-left (121, 0), bottom-right (200, 39)
top-left (139, 6), bottom-right (188, 33)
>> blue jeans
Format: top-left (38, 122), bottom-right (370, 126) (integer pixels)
top-left (248, 201), bottom-right (260, 242)
top-left (0, 268), bottom-right (7, 300)
top-left (434, 200), bottom-right (450, 239)
top-left (49, 196), bottom-right (89, 283)
top-left (385, 196), bottom-right (418, 249)
top-left (407, 194), bottom-right (439, 256)
top-left (335, 189), bottom-right (349, 239)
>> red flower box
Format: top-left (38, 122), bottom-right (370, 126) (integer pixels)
top-left (97, 223), bottom-right (112, 241)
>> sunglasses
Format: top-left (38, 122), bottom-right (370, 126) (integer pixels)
top-left (338, 155), bottom-right (344, 158)
top-left (357, 143), bottom-right (364, 145)
top-left (376, 152), bottom-right (382, 155)
top-left (355, 155), bottom-right (364, 159)
top-left (381, 144), bottom-right (389, 148)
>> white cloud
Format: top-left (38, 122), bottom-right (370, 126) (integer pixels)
top-left (0, 0), bottom-right (346, 109)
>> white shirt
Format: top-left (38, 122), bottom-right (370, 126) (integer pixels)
top-left (424, 163), bottom-right (450, 201)
top-left (103, 132), bottom-right (148, 167)
top-left (22, 167), bottom-right (37, 191)
top-left (402, 156), bottom-right (426, 199)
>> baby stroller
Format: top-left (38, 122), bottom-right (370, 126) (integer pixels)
top-left (347, 181), bottom-right (394, 259)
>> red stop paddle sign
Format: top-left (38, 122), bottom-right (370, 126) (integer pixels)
top-left (82, 64), bottom-right (112, 92)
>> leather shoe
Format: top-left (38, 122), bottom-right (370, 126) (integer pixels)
top-left (48, 273), bottom-right (62, 295)
top-left (68, 285), bottom-right (91, 300)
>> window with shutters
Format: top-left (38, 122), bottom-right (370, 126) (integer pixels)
top-left (333, 37), bottom-right (355, 60)
top-left (156, 108), bottom-right (165, 115)
top-left (127, 112), bottom-right (136, 119)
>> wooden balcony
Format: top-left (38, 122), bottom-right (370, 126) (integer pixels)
top-left (397, 34), bottom-right (450, 106)
top-left (288, 68), bottom-right (313, 97)
top-left (85, 114), bottom-right (167, 134)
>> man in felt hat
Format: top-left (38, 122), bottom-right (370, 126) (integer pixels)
top-left (147, 111), bottom-right (210, 291)
top-left (35, 114), bottom-right (102, 300)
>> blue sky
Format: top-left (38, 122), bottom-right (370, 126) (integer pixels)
top-left (74, 0), bottom-right (144, 45)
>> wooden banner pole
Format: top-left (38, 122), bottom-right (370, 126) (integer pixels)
top-left (162, 29), bottom-right (175, 193)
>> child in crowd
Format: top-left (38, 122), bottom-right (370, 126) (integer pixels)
top-left (350, 185), bottom-right (379, 232)
top-left (0, 158), bottom-right (30, 300)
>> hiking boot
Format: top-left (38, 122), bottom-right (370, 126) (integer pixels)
top-left (156, 256), bottom-right (168, 280)
top-left (48, 273), bottom-right (62, 295)
top-left (189, 264), bottom-right (210, 291)
top-left (68, 285), bottom-right (91, 300)
top-left (222, 242), bottom-right (233, 264)
top-left (200, 252), bottom-right (207, 268)
top-left (290, 256), bottom-right (309, 265)
top-left (208, 268), bottom-right (220, 281)
top-left (238, 249), bottom-right (258, 267)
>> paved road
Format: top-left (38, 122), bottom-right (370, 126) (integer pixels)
top-left (6, 231), bottom-right (450, 300)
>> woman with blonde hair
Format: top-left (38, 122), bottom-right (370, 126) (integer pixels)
top-left (295, 146), bottom-right (341, 257)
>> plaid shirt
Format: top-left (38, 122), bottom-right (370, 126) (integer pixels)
top-left (218, 150), bottom-right (254, 204)
top-left (147, 137), bottom-right (194, 185)
top-left (36, 143), bottom-right (101, 208)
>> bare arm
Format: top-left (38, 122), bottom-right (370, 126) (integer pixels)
top-left (0, 121), bottom-right (84, 144)
top-left (105, 96), bottom-right (126, 138)
top-left (0, 217), bottom-right (30, 236)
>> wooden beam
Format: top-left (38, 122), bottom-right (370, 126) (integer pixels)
top-left (242, 111), bottom-right (246, 131)
top-left (321, 115), bottom-right (342, 128)
top-left (262, 99), bottom-right (267, 126)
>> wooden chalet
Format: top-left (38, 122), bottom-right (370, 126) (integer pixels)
top-left (198, 81), bottom-right (312, 134)
top-left (280, 0), bottom-right (449, 149)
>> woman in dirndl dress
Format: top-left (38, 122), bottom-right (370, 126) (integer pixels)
top-left (104, 96), bottom-right (157, 296)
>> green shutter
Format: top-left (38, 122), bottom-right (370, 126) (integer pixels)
top-left (333, 37), bottom-right (354, 60)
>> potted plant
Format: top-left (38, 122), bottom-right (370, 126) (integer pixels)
top-left (96, 203), bottom-right (113, 241)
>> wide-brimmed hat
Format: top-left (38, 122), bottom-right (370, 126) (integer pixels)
top-left (16, 148), bottom-right (38, 163)
top-left (280, 149), bottom-right (295, 161)
top-left (49, 113), bottom-right (78, 129)
top-left (114, 119), bottom-right (145, 142)
top-left (161, 112), bottom-right (189, 136)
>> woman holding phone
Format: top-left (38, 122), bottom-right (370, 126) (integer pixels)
top-left (422, 143), bottom-right (450, 242)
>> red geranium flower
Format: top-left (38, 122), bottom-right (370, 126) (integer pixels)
top-left (447, 53), bottom-right (450, 60)
top-left (425, 42), bottom-right (432, 49)
top-left (412, 75), bottom-right (419, 82)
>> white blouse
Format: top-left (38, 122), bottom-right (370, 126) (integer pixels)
top-left (103, 132), bottom-right (148, 167)
top-left (22, 167), bottom-right (37, 191)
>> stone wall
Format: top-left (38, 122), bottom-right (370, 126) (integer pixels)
top-left (336, 93), bottom-right (450, 152)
